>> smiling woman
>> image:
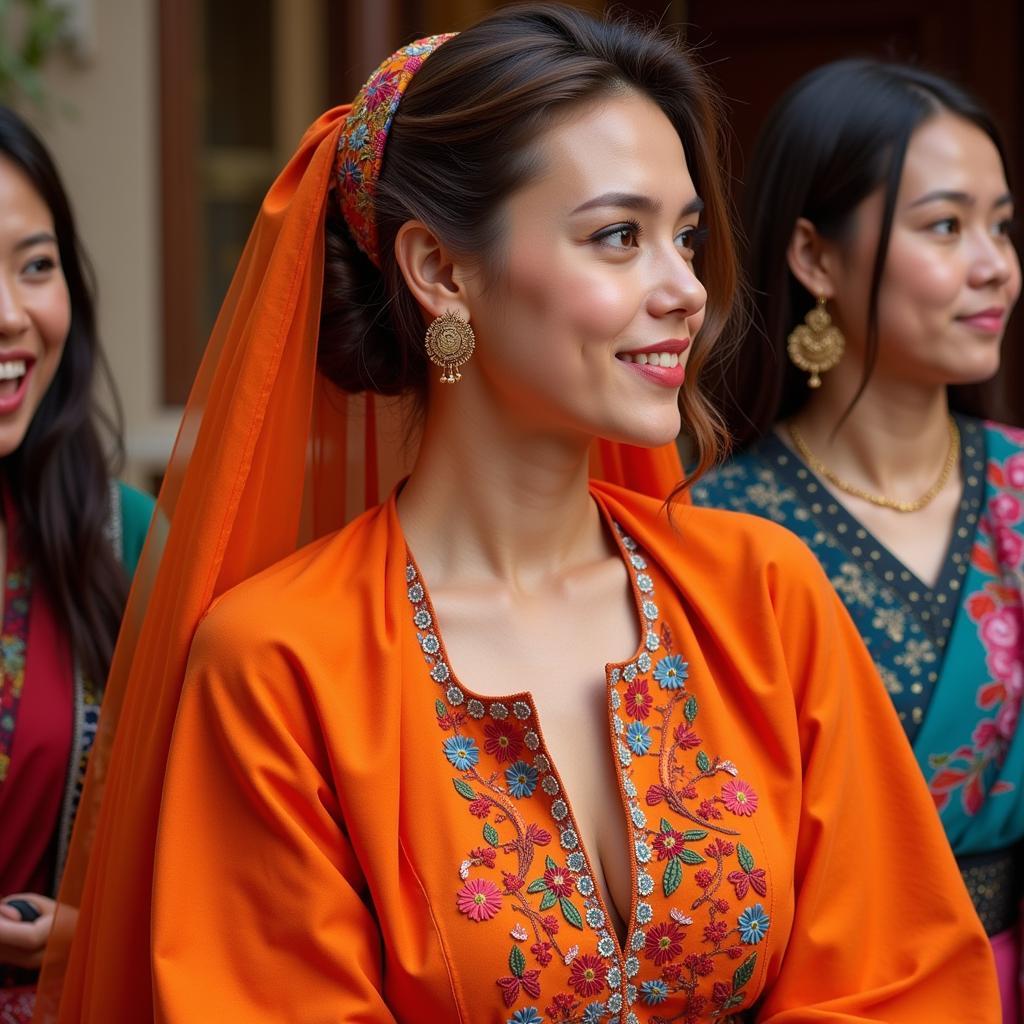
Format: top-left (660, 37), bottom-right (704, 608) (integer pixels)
top-left (0, 108), bottom-right (154, 1022)
top-left (41, 9), bottom-right (1001, 1024)
top-left (693, 60), bottom-right (1024, 1022)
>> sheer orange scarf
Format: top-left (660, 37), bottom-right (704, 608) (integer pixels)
top-left (34, 106), bottom-right (683, 1021)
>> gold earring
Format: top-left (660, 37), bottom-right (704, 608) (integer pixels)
top-left (787, 296), bottom-right (845, 388)
top-left (424, 310), bottom-right (476, 383)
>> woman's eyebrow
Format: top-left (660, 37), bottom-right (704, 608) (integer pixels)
top-left (571, 192), bottom-right (704, 217)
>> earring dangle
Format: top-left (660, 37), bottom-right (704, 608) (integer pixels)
top-left (424, 310), bottom-right (476, 383)
top-left (786, 296), bottom-right (845, 388)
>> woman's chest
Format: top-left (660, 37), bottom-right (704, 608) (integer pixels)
top-left (386, 536), bottom-right (784, 1023)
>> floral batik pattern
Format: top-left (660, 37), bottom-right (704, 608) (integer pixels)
top-left (0, 556), bottom-right (31, 785)
top-left (407, 522), bottom-right (771, 1023)
top-left (334, 34), bottom-right (455, 266)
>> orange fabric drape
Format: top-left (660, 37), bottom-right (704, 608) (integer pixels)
top-left (34, 107), bottom-right (683, 1021)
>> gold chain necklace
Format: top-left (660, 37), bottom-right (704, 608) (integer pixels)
top-left (787, 416), bottom-right (960, 514)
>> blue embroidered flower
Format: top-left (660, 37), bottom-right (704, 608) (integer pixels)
top-left (509, 1009), bottom-right (544, 1024)
top-left (653, 654), bottom-right (688, 690)
top-left (738, 903), bottom-right (770, 944)
top-left (442, 735), bottom-right (479, 771)
top-left (625, 720), bottom-right (652, 756)
top-left (505, 760), bottom-right (539, 798)
top-left (347, 123), bottom-right (369, 150)
top-left (639, 979), bottom-right (669, 1005)
top-left (337, 158), bottom-right (363, 188)
top-left (582, 1003), bottom-right (606, 1023)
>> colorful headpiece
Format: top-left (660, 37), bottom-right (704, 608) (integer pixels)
top-left (335, 34), bottom-right (456, 268)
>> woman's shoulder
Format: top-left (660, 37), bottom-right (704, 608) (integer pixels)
top-left (981, 417), bottom-right (1024, 463)
top-left (688, 437), bottom-right (781, 509)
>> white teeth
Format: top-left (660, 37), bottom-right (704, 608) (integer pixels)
top-left (620, 351), bottom-right (680, 368)
top-left (0, 360), bottom-right (26, 381)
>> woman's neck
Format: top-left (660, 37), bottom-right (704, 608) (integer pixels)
top-left (397, 384), bottom-right (606, 590)
top-left (786, 370), bottom-right (954, 498)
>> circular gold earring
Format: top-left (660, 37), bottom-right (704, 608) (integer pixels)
top-left (424, 310), bottom-right (476, 383)
top-left (787, 296), bottom-right (845, 388)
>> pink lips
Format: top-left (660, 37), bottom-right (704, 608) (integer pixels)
top-left (617, 338), bottom-right (689, 389)
top-left (958, 307), bottom-right (1006, 334)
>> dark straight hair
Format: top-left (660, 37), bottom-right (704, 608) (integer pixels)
top-left (0, 106), bottom-right (128, 687)
top-left (710, 59), bottom-right (1011, 448)
top-left (319, 2), bottom-right (742, 484)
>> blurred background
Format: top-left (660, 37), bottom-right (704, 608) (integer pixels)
top-left (3, 0), bottom-right (1022, 489)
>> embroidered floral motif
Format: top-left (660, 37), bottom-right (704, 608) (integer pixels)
top-left (408, 520), bottom-right (769, 1021)
top-left (0, 560), bottom-right (31, 784)
top-left (926, 434), bottom-right (1023, 816)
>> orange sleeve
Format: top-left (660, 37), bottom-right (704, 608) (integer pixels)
top-left (151, 595), bottom-right (398, 1023)
top-left (756, 532), bottom-right (998, 1022)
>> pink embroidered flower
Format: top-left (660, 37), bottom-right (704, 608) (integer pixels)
top-left (705, 838), bottom-right (735, 858)
top-left (674, 724), bottom-right (701, 749)
top-left (713, 898), bottom-right (730, 914)
top-left (545, 992), bottom-right (578, 1021)
top-left (685, 952), bottom-right (715, 976)
top-left (662, 962), bottom-right (683, 982)
top-left (541, 914), bottom-right (560, 935)
top-left (456, 878), bottom-right (503, 922)
top-left (531, 940), bottom-right (553, 966)
top-left (503, 871), bottom-right (524, 892)
top-left (726, 945), bottom-right (745, 959)
top-left (989, 492), bottom-right (1023, 525)
top-left (525, 823), bottom-right (552, 846)
top-left (693, 868), bottom-right (714, 888)
top-left (543, 866), bottom-right (574, 898)
top-left (995, 527), bottom-right (1024, 568)
top-left (644, 921), bottom-right (685, 965)
top-left (468, 797), bottom-right (491, 818)
top-left (625, 678), bottom-right (653, 719)
top-left (497, 969), bottom-right (541, 1007)
top-left (469, 846), bottom-right (496, 869)
top-left (569, 953), bottom-right (606, 997)
top-left (1006, 452), bottom-right (1024, 489)
top-left (720, 779), bottom-right (759, 817)
top-left (652, 828), bottom-right (686, 861)
top-left (987, 646), bottom-right (1020, 683)
top-left (973, 718), bottom-right (1001, 750)
top-left (980, 607), bottom-right (1022, 650)
top-left (997, 698), bottom-right (1020, 740)
top-left (727, 865), bottom-right (768, 899)
top-left (702, 920), bottom-right (729, 945)
top-left (698, 798), bottom-right (723, 821)
top-left (711, 981), bottom-right (733, 1008)
top-left (483, 720), bottom-right (524, 763)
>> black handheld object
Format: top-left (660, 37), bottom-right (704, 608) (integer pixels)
top-left (4, 899), bottom-right (40, 922)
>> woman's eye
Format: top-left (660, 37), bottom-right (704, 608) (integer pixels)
top-left (929, 217), bottom-right (959, 236)
top-left (23, 256), bottom-right (56, 275)
top-left (594, 221), bottom-right (642, 250)
top-left (994, 217), bottom-right (1017, 238)
top-left (675, 226), bottom-right (708, 255)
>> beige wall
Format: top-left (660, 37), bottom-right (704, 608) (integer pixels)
top-left (20, 0), bottom-right (177, 488)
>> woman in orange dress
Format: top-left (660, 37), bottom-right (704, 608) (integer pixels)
top-left (40, 6), bottom-right (997, 1023)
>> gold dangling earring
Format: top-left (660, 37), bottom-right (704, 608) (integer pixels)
top-left (787, 295), bottom-right (845, 388)
top-left (424, 310), bottom-right (476, 383)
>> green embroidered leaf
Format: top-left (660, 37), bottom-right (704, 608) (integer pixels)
top-left (559, 897), bottom-right (584, 930)
top-left (663, 856), bottom-right (683, 897)
top-left (737, 843), bottom-right (755, 874)
top-left (509, 944), bottom-right (526, 978)
top-left (696, 750), bottom-right (711, 772)
top-left (682, 829), bottom-right (708, 841)
top-left (545, 855), bottom-right (558, 872)
top-left (539, 890), bottom-right (558, 911)
top-left (680, 849), bottom-right (706, 865)
top-left (684, 694), bottom-right (699, 723)
top-left (526, 879), bottom-right (549, 894)
top-left (660, 818), bottom-right (674, 833)
top-left (721, 994), bottom-right (744, 1010)
top-left (435, 699), bottom-right (447, 719)
top-left (452, 779), bottom-right (476, 801)
top-left (483, 822), bottom-right (499, 847)
top-left (733, 952), bottom-right (758, 991)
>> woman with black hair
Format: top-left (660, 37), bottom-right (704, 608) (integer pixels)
top-left (0, 107), bottom-right (153, 1020)
top-left (692, 60), bottom-right (1023, 1019)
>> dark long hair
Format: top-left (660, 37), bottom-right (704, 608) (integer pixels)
top-left (0, 107), bottom-right (128, 687)
top-left (710, 59), bottom-right (1010, 448)
top-left (319, 2), bottom-right (742, 481)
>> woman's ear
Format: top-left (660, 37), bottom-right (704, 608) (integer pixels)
top-left (393, 220), bottom-right (472, 322)
top-left (786, 217), bottom-right (840, 300)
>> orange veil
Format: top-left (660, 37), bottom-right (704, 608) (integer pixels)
top-left (33, 106), bottom-right (683, 1020)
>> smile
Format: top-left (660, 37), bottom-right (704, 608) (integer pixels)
top-left (0, 359), bottom-right (27, 382)
top-left (618, 351), bottom-right (682, 368)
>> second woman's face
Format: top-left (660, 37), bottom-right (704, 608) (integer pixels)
top-left (0, 155), bottom-right (70, 457)
top-left (463, 89), bottom-right (707, 449)
top-left (837, 111), bottom-right (1020, 387)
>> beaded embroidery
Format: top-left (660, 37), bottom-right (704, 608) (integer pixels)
top-left (406, 524), bottom-right (769, 1022)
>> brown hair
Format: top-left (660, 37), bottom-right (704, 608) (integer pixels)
top-left (319, 2), bottom-right (741, 483)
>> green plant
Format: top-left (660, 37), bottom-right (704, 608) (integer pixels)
top-left (0, 0), bottom-right (67, 107)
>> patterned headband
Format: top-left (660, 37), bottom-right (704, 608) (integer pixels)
top-left (335, 34), bottom-right (457, 268)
